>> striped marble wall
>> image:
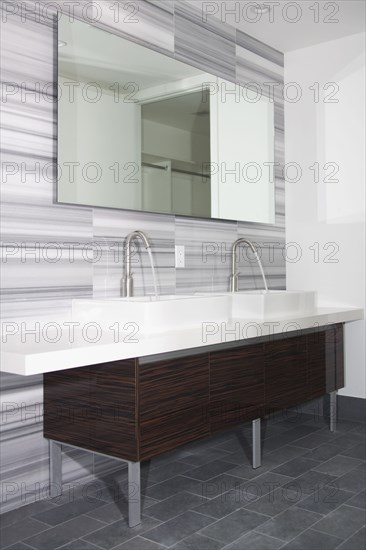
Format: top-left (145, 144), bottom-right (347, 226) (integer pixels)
top-left (0, 0), bottom-right (285, 512)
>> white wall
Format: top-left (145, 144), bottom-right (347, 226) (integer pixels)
top-left (58, 76), bottom-right (141, 210)
top-left (142, 118), bottom-right (209, 164)
top-left (285, 32), bottom-right (365, 398)
top-left (211, 79), bottom-right (275, 224)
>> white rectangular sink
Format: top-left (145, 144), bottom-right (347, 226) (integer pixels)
top-left (72, 290), bottom-right (317, 338)
top-left (231, 290), bottom-right (317, 319)
top-left (72, 294), bottom-right (231, 336)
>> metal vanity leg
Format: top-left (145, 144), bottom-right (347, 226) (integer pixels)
top-left (49, 440), bottom-right (62, 498)
top-left (252, 418), bottom-right (261, 469)
top-left (329, 391), bottom-right (337, 433)
top-left (127, 461), bottom-right (141, 527)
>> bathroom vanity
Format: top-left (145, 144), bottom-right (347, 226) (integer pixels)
top-left (41, 320), bottom-right (345, 527)
top-left (1, 294), bottom-right (362, 528)
top-left (43, 324), bottom-right (344, 463)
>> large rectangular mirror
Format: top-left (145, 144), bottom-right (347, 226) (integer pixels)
top-left (57, 15), bottom-right (275, 224)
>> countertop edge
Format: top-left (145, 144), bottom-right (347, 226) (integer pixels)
top-left (1, 307), bottom-right (364, 376)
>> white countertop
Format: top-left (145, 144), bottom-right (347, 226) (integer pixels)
top-left (1, 306), bottom-right (363, 376)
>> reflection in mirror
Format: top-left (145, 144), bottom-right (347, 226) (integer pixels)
top-left (141, 91), bottom-right (211, 217)
top-left (57, 14), bottom-right (275, 224)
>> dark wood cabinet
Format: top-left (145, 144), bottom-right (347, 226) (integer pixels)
top-left (44, 360), bottom-right (138, 461)
top-left (139, 354), bottom-right (209, 459)
top-left (265, 334), bottom-right (308, 413)
top-left (307, 330), bottom-right (327, 399)
top-left (44, 324), bottom-right (344, 463)
top-left (210, 343), bottom-right (265, 431)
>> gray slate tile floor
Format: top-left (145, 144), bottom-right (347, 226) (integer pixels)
top-left (1, 413), bottom-right (365, 549)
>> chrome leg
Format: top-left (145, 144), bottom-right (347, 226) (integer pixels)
top-left (329, 391), bottom-right (337, 433)
top-left (252, 418), bottom-right (261, 469)
top-left (127, 461), bottom-right (141, 527)
top-left (49, 440), bottom-right (62, 498)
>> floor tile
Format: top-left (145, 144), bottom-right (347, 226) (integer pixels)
top-left (147, 448), bottom-right (196, 468)
top-left (314, 455), bottom-right (363, 477)
top-left (333, 432), bottom-right (366, 449)
top-left (262, 424), bottom-right (294, 439)
top-left (142, 511), bottom-right (214, 547)
top-left (3, 543), bottom-right (35, 550)
top-left (24, 516), bottom-right (105, 550)
top-left (171, 533), bottom-right (225, 549)
top-left (4, 416), bottom-right (366, 550)
top-left (57, 540), bottom-right (103, 550)
top-left (50, 484), bottom-right (103, 507)
top-left (86, 496), bottom-right (156, 524)
top-left (83, 516), bottom-right (161, 550)
top-left (86, 484), bottom-right (127, 505)
top-left (331, 467), bottom-right (366, 493)
top-left (33, 497), bottom-right (106, 526)
top-left (263, 425), bottom-right (322, 453)
top-left (350, 423), bottom-right (366, 435)
top-left (199, 508), bottom-right (270, 543)
top-left (263, 445), bottom-right (307, 468)
top-left (225, 530), bottom-right (284, 550)
top-left (197, 474), bottom-right (247, 499)
top-left (112, 535), bottom-right (167, 549)
top-left (255, 506), bottom-right (323, 541)
top-left (330, 420), bottom-right (364, 433)
top-left (214, 437), bottom-right (252, 455)
top-left (192, 486), bottom-right (256, 519)
top-left (142, 462), bottom-right (193, 484)
top-left (347, 489), bottom-right (366, 510)
top-left (182, 460), bottom-right (236, 481)
top-left (311, 504), bottom-right (365, 540)
top-left (290, 432), bottom-right (333, 449)
top-left (280, 528), bottom-right (343, 549)
top-left (144, 491), bottom-right (208, 522)
top-left (272, 457), bottom-right (321, 478)
top-left (99, 469), bottom-right (128, 487)
top-left (0, 518), bottom-right (49, 548)
top-left (178, 449), bottom-right (232, 467)
top-left (143, 476), bottom-right (203, 501)
top-left (180, 438), bottom-right (227, 455)
top-left (302, 442), bottom-right (345, 462)
top-left (0, 500), bottom-right (57, 529)
top-left (296, 486), bottom-right (353, 514)
top-left (341, 444), bottom-right (366, 460)
top-left (282, 470), bottom-right (338, 497)
top-left (221, 462), bottom-right (270, 477)
top-left (244, 488), bottom-right (301, 517)
top-left (337, 527), bottom-right (366, 550)
top-left (240, 472), bottom-right (294, 498)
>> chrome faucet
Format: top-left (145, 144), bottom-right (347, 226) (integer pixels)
top-left (121, 230), bottom-right (153, 298)
top-left (230, 238), bottom-right (268, 292)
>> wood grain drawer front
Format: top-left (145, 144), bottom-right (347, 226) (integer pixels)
top-left (335, 324), bottom-right (344, 389)
top-left (44, 360), bottom-right (139, 461)
top-left (139, 354), bottom-right (209, 422)
top-left (210, 344), bottom-right (265, 431)
top-left (265, 335), bottom-right (308, 412)
top-left (92, 361), bottom-right (138, 460)
top-left (44, 369), bottom-right (95, 450)
top-left (140, 405), bottom-right (209, 460)
top-left (307, 331), bottom-right (327, 399)
top-left (325, 324), bottom-right (344, 392)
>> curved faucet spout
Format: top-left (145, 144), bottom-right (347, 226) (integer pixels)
top-left (230, 238), bottom-right (268, 292)
top-left (122, 230), bottom-right (155, 298)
